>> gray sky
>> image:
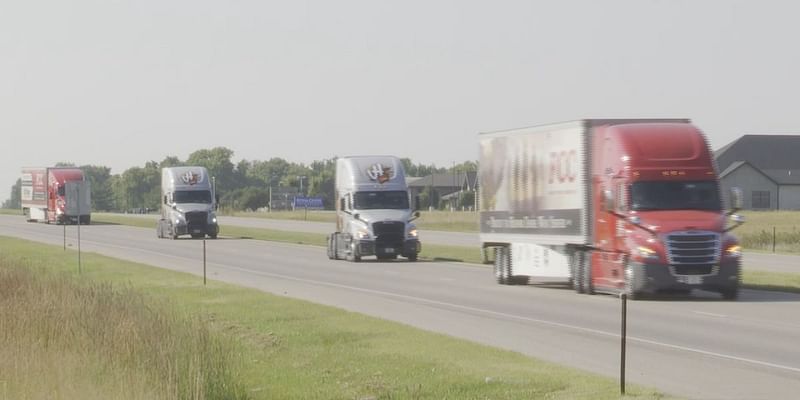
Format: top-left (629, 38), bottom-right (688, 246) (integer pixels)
top-left (2, 0), bottom-right (799, 203)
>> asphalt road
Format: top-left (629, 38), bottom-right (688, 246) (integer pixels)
top-left (103, 213), bottom-right (800, 274)
top-left (2, 215), bottom-right (800, 399)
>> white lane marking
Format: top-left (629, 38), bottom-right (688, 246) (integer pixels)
top-left (7, 228), bottom-right (800, 375)
top-left (693, 311), bottom-right (728, 318)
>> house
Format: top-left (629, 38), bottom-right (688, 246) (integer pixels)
top-left (715, 135), bottom-right (800, 210)
top-left (407, 171), bottom-right (478, 210)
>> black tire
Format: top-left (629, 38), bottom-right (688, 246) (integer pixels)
top-left (720, 284), bottom-right (739, 300)
top-left (507, 246), bottom-right (529, 285)
top-left (720, 263), bottom-right (741, 300)
top-left (332, 234), bottom-right (340, 260)
top-left (624, 260), bottom-right (641, 300)
top-left (327, 235), bottom-right (334, 259)
top-left (407, 253), bottom-right (418, 262)
top-left (582, 252), bottom-right (594, 295)
top-left (493, 247), bottom-right (507, 284)
top-left (571, 251), bottom-right (584, 294)
top-left (209, 234), bottom-right (218, 239)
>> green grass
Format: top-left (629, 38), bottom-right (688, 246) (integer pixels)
top-left (0, 207), bottom-right (20, 215)
top-left (231, 209), bottom-right (480, 232)
top-left (736, 211), bottom-right (800, 253)
top-left (0, 241), bottom-right (248, 400)
top-left (0, 236), bottom-right (670, 399)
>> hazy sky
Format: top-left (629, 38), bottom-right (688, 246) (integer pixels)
top-left (2, 0), bottom-right (799, 202)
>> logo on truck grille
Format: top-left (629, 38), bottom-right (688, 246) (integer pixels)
top-left (367, 163), bottom-right (394, 184)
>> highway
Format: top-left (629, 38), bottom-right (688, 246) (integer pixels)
top-left (102, 212), bottom-right (800, 273)
top-left (4, 216), bottom-right (800, 399)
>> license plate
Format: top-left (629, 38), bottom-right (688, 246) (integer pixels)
top-left (384, 248), bottom-right (394, 254)
top-left (678, 275), bottom-right (703, 285)
top-left (193, 229), bottom-right (202, 233)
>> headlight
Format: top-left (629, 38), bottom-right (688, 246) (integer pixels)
top-left (636, 246), bottom-right (658, 260)
top-left (408, 228), bottom-right (418, 238)
top-left (357, 230), bottom-right (371, 239)
top-left (725, 244), bottom-right (742, 258)
top-left (175, 218), bottom-right (181, 224)
top-left (212, 217), bottom-right (217, 223)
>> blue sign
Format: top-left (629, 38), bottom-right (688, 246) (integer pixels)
top-left (293, 196), bottom-right (324, 209)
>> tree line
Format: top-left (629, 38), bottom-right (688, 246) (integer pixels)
top-left (2, 147), bottom-right (477, 212)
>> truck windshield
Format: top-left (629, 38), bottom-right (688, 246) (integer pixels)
top-left (353, 191), bottom-right (409, 210)
top-left (174, 190), bottom-right (212, 204)
top-left (630, 181), bottom-right (721, 211)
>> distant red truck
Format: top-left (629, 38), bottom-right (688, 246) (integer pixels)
top-left (21, 167), bottom-right (91, 225)
top-left (479, 119), bottom-right (744, 299)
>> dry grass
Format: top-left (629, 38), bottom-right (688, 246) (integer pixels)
top-left (0, 255), bottom-right (248, 400)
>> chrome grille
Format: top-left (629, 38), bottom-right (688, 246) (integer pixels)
top-left (666, 231), bottom-right (720, 266)
top-left (373, 221), bottom-right (404, 246)
top-left (185, 211), bottom-right (208, 231)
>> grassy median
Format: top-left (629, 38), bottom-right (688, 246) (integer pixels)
top-left (0, 236), bottom-right (669, 399)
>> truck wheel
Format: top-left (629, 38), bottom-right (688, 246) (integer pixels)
top-left (720, 264), bottom-right (741, 300)
top-left (332, 234), bottom-right (340, 260)
top-left (157, 222), bottom-right (163, 239)
top-left (582, 252), bottom-right (595, 295)
top-left (624, 261), bottom-right (642, 300)
top-left (720, 283), bottom-right (740, 300)
top-left (407, 253), bottom-right (418, 262)
top-left (571, 251), bottom-right (584, 294)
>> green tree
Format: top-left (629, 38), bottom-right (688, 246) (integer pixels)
top-left (2, 179), bottom-right (21, 209)
top-left (80, 165), bottom-right (114, 211)
top-left (186, 147), bottom-right (236, 193)
top-left (159, 156), bottom-right (183, 169)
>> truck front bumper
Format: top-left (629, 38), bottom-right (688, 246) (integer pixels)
top-left (353, 239), bottom-right (421, 257)
top-left (176, 223), bottom-right (219, 237)
top-left (628, 259), bottom-right (740, 294)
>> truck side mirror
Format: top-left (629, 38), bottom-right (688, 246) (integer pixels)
top-left (414, 195), bottom-right (421, 211)
top-left (729, 187), bottom-right (743, 211)
top-left (163, 195), bottom-right (168, 205)
top-left (340, 197), bottom-right (346, 211)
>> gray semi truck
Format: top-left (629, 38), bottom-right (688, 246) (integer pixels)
top-left (157, 166), bottom-right (219, 239)
top-left (327, 156), bottom-right (421, 262)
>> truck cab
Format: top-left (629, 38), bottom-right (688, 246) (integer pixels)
top-left (327, 156), bottom-right (421, 262)
top-left (592, 123), bottom-right (743, 299)
top-left (157, 167), bottom-right (219, 239)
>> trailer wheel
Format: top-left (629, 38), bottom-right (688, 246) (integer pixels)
top-left (506, 247), bottom-right (529, 285)
top-left (493, 247), bottom-right (506, 284)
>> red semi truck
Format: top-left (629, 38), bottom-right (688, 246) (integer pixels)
top-left (21, 167), bottom-right (91, 225)
top-left (479, 119), bottom-right (743, 299)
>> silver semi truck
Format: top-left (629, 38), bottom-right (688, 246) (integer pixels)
top-left (157, 166), bottom-right (219, 239)
top-left (327, 156), bottom-right (421, 262)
